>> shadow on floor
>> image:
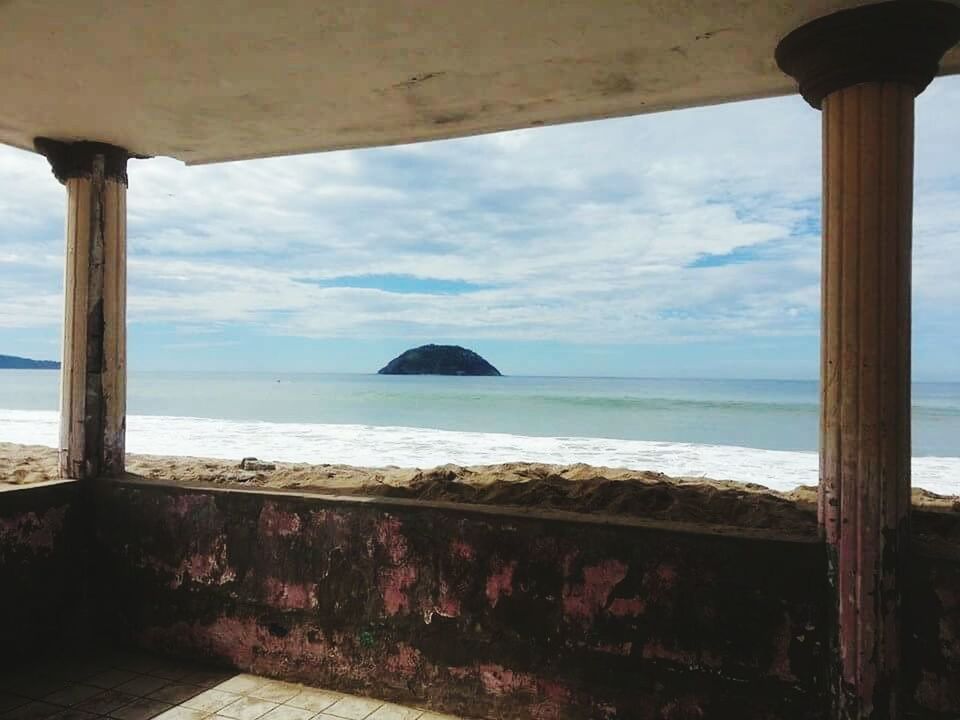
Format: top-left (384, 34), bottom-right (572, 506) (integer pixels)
top-left (0, 648), bottom-right (457, 720)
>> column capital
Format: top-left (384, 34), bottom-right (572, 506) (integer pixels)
top-left (776, 0), bottom-right (960, 109)
top-left (33, 138), bottom-right (132, 186)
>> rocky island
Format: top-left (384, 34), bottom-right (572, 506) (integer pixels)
top-left (378, 344), bottom-right (501, 376)
top-left (0, 354), bottom-right (60, 369)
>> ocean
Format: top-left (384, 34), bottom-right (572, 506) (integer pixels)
top-left (1, 370), bottom-right (958, 494)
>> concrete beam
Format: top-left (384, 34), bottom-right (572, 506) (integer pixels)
top-left (2, 1), bottom-right (959, 164)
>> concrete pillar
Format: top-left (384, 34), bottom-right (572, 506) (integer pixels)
top-left (776, 3), bottom-right (960, 718)
top-left (35, 139), bottom-right (130, 481)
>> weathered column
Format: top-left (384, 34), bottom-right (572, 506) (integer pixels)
top-left (35, 139), bottom-right (130, 480)
top-left (776, 3), bottom-right (960, 718)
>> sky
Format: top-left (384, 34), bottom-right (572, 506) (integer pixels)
top-left (1, 77), bottom-right (959, 380)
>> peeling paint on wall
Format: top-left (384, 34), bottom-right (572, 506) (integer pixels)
top-left (562, 558), bottom-right (629, 624)
top-left (485, 559), bottom-right (516, 607)
top-left (0, 483), bottom-right (85, 665)
top-left (96, 483), bottom-right (838, 719)
top-left (0, 505), bottom-right (66, 553)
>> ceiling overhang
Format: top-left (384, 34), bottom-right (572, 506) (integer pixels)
top-left (1, 1), bottom-right (958, 164)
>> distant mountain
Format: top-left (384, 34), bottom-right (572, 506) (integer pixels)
top-left (378, 344), bottom-right (501, 376)
top-left (0, 354), bottom-right (60, 369)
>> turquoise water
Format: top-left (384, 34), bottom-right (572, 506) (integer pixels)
top-left (1, 370), bottom-right (958, 456)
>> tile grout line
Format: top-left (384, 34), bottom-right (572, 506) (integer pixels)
top-left (1, 657), bottom-right (458, 720)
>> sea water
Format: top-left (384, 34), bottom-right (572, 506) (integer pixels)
top-left (1, 370), bottom-right (958, 493)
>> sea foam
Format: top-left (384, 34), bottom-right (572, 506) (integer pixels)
top-left (1, 408), bottom-right (958, 495)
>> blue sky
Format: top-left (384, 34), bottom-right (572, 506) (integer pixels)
top-left (1, 77), bottom-right (959, 380)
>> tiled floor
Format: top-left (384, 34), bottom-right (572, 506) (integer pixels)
top-left (0, 650), bottom-right (461, 720)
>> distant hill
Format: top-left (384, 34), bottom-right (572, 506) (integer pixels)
top-left (0, 354), bottom-right (60, 369)
top-left (378, 344), bottom-right (501, 376)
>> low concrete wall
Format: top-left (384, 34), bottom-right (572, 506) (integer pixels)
top-left (4, 471), bottom-right (955, 717)
top-left (906, 512), bottom-right (960, 717)
top-left (0, 481), bottom-right (87, 665)
top-left (96, 481), bottom-right (830, 719)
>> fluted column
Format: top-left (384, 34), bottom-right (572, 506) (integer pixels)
top-left (822, 79), bottom-right (914, 719)
top-left (777, 3), bottom-right (960, 718)
top-left (36, 139), bottom-right (130, 480)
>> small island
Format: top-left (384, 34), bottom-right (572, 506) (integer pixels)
top-left (0, 354), bottom-right (60, 370)
top-left (378, 344), bottom-right (501, 376)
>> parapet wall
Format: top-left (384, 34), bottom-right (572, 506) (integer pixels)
top-left (906, 512), bottom-right (960, 715)
top-left (0, 480), bottom-right (87, 665)
top-left (2, 474), bottom-right (956, 718)
top-left (96, 480), bottom-right (830, 719)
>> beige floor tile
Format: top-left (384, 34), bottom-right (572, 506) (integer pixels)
top-left (109, 698), bottom-right (173, 720)
top-left (0, 693), bottom-right (28, 714)
top-left (1, 702), bottom-right (63, 720)
top-left (48, 709), bottom-right (98, 720)
top-left (114, 677), bottom-right (170, 698)
top-left (0, 673), bottom-right (28, 694)
top-left (3, 655), bottom-right (464, 720)
top-left (248, 682), bottom-right (300, 704)
top-left (214, 676), bottom-right (266, 696)
top-left (97, 651), bottom-right (137, 669)
top-left (48, 661), bottom-right (108, 684)
top-left (8, 679), bottom-right (71, 701)
top-left (180, 689), bottom-right (238, 714)
top-left (153, 707), bottom-right (206, 720)
top-left (367, 704), bottom-right (421, 720)
top-left (43, 685), bottom-right (103, 708)
top-left (284, 688), bottom-right (340, 713)
top-left (85, 670), bottom-right (139, 691)
top-left (147, 665), bottom-right (191, 683)
top-left (147, 686), bottom-right (203, 705)
top-left (217, 697), bottom-right (278, 720)
top-left (258, 706), bottom-right (314, 720)
top-left (179, 671), bottom-right (234, 690)
top-left (323, 695), bottom-right (383, 720)
top-left (116, 658), bottom-right (164, 676)
top-left (74, 690), bottom-right (138, 715)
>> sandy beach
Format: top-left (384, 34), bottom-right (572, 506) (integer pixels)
top-left (4, 441), bottom-right (958, 534)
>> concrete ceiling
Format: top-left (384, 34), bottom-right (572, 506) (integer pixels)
top-left (1, 1), bottom-right (958, 165)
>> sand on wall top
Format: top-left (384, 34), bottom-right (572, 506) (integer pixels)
top-left (4, 442), bottom-right (959, 539)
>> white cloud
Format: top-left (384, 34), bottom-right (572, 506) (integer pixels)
top-left (0, 76), bottom-right (957, 365)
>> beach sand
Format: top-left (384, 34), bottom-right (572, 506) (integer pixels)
top-left (2, 442), bottom-right (956, 535)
